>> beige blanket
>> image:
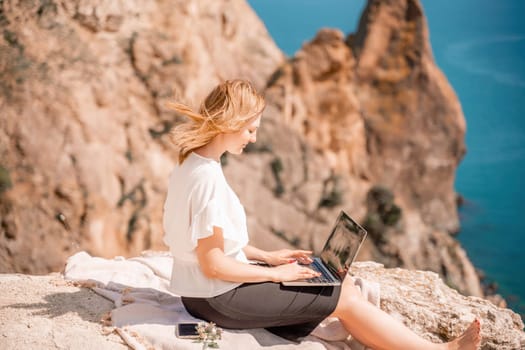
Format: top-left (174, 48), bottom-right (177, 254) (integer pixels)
top-left (64, 251), bottom-right (380, 350)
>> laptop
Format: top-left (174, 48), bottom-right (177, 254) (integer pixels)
top-left (282, 210), bottom-right (367, 287)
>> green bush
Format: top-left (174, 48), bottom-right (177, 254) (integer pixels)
top-left (363, 186), bottom-right (402, 244)
top-left (270, 157), bottom-right (284, 197)
top-left (0, 166), bottom-right (12, 194)
top-left (318, 174), bottom-right (343, 208)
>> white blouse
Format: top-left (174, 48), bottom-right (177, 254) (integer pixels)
top-left (163, 152), bottom-right (249, 297)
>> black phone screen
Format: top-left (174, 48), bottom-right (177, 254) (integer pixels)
top-left (176, 323), bottom-right (199, 338)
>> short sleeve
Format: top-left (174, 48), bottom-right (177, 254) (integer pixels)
top-left (188, 172), bottom-right (248, 251)
top-left (189, 197), bottom-right (226, 248)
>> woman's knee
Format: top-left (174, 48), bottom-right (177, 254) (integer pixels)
top-left (343, 278), bottom-right (367, 300)
top-left (333, 278), bottom-right (367, 315)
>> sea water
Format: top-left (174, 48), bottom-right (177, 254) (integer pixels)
top-left (248, 0), bottom-right (525, 318)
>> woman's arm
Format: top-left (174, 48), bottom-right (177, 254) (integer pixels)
top-left (196, 227), bottom-right (320, 283)
top-left (243, 244), bottom-right (270, 262)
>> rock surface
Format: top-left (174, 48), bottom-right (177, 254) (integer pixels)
top-left (0, 0), bottom-right (484, 300)
top-left (0, 274), bottom-right (127, 349)
top-left (0, 264), bottom-right (523, 350)
top-left (351, 262), bottom-right (525, 350)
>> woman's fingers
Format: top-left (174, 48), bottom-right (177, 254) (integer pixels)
top-left (300, 266), bottom-right (320, 278)
top-left (291, 250), bottom-right (313, 264)
top-left (294, 263), bottom-right (319, 278)
top-left (274, 262), bottom-right (320, 281)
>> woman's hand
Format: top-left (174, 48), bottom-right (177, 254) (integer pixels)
top-left (270, 261), bottom-right (320, 282)
top-left (264, 249), bottom-right (314, 266)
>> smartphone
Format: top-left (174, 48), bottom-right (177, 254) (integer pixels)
top-left (175, 323), bottom-right (200, 339)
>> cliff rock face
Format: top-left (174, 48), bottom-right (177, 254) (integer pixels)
top-left (0, 0), bottom-right (479, 299)
top-left (0, 0), bottom-right (282, 272)
top-left (262, 0), bottom-right (481, 297)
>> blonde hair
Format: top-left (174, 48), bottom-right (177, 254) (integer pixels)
top-left (168, 79), bottom-right (265, 164)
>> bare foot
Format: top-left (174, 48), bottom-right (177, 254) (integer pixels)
top-left (446, 319), bottom-right (481, 350)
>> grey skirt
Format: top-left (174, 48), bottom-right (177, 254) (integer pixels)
top-left (181, 281), bottom-right (341, 342)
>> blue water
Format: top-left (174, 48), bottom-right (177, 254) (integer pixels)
top-left (248, 0), bottom-right (525, 317)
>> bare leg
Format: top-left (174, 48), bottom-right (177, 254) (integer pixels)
top-left (331, 278), bottom-right (481, 350)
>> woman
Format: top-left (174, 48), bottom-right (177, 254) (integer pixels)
top-left (163, 79), bottom-right (481, 350)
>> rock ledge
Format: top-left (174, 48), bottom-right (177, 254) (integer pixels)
top-left (1, 263), bottom-right (523, 350)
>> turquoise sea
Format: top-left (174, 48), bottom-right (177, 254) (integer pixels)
top-left (248, 0), bottom-right (525, 318)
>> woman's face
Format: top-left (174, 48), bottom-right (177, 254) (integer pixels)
top-left (223, 115), bottom-right (261, 155)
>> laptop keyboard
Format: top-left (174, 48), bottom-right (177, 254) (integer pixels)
top-left (306, 259), bottom-right (338, 284)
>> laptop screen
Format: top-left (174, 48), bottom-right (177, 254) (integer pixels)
top-left (319, 211), bottom-right (367, 280)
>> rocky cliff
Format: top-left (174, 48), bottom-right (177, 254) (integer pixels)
top-left (0, 0), bottom-right (282, 272)
top-left (0, 0), bottom-right (490, 302)
top-left (261, 0), bottom-right (481, 298)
